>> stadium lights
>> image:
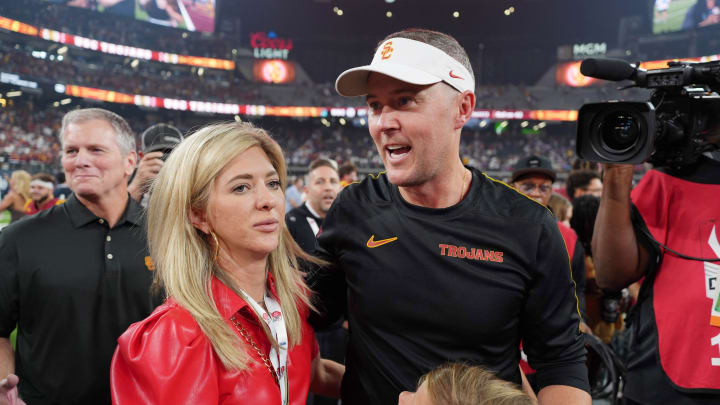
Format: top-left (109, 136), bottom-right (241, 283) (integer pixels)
top-left (520, 121), bottom-right (529, 127)
top-left (57, 46), bottom-right (67, 55)
top-left (60, 98), bottom-right (72, 105)
top-left (333, 7), bottom-right (344, 16)
top-left (57, 55), bottom-right (64, 61)
top-left (182, 32), bottom-right (188, 38)
top-left (52, 101), bottom-right (60, 107)
top-left (359, 118), bottom-right (366, 126)
top-left (0, 98), bottom-right (5, 108)
top-left (234, 115), bottom-right (241, 122)
top-left (385, 0), bottom-right (395, 3)
top-left (386, 11), bottom-right (392, 18)
top-left (6, 91), bottom-right (22, 98)
top-left (130, 59), bottom-right (139, 68)
top-left (452, 11), bottom-right (460, 18)
top-left (538, 122), bottom-right (546, 129)
top-left (479, 120), bottom-right (488, 128)
top-left (339, 118), bottom-right (346, 125)
top-left (198, 67), bottom-right (205, 76)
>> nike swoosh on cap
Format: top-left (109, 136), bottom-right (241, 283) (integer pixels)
top-left (449, 70), bottom-right (464, 80)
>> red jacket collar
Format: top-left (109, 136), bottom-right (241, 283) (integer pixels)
top-left (210, 272), bottom-right (280, 320)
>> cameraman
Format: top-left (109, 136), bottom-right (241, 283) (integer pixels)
top-left (593, 133), bottom-right (720, 405)
top-left (127, 124), bottom-right (183, 203)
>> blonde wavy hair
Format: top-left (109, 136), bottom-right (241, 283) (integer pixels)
top-left (147, 122), bottom-right (315, 371)
top-left (11, 170), bottom-right (31, 201)
top-left (421, 364), bottom-right (533, 405)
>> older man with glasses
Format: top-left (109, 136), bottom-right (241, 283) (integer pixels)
top-left (511, 155), bottom-right (589, 336)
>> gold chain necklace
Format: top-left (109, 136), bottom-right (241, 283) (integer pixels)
top-left (230, 315), bottom-right (280, 386)
top-left (458, 168), bottom-right (468, 204)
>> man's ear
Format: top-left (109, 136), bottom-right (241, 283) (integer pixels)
top-left (189, 208), bottom-right (210, 234)
top-left (454, 90), bottom-right (476, 130)
top-left (125, 150), bottom-right (138, 177)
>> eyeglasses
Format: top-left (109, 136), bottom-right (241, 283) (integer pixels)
top-left (516, 182), bottom-right (552, 194)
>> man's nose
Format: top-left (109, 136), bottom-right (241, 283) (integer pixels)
top-left (376, 106), bottom-right (399, 133)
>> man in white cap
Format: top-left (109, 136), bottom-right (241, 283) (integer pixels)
top-left (310, 29), bottom-right (590, 404)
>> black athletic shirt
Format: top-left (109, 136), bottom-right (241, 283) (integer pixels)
top-left (310, 167), bottom-right (589, 404)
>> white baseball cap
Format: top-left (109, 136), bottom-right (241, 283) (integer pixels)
top-left (335, 37), bottom-right (475, 97)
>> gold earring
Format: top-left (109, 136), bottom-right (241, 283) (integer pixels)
top-left (210, 231), bottom-right (220, 263)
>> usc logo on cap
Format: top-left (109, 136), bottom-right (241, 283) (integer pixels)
top-left (144, 256), bottom-right (156, 271)
top-left (381, 41), bottom-right (394, 60)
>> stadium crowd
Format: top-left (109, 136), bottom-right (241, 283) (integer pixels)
top-left (1, 0), bottom-right (235, 59)
top-left (0, 97), bottom-right (589, 178)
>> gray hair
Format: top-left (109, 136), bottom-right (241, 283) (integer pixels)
top-left (60, 108), bottom-right (136, 155)
top-left (379, 28), bottom-right (475, 86)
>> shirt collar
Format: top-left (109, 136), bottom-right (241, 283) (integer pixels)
top-left (211, 272), bottom-right (280, 320)
top-left (65, 194), bottom-right (143, 228)
top-left (304, 202), bottom-right (322, 220)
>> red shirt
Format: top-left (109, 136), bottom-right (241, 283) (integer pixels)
top-left (110, 275), bottom-right (319, 405)
top-left (24, 197), bottom-right (64, 215)
top-left (631, 168), bottom-right (720, 391)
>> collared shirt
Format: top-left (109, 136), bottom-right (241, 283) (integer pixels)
top-left (0, 194), bottom-right (160, 405)
top-left (286, 202), bottom-right (324, 254)
top-left (111, 275), bottom-right (319, 405)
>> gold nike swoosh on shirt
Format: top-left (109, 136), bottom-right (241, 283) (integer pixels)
top-left (366, 235), bottom-right (398, 248)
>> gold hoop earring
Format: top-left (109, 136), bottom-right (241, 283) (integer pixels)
top-left (210, 231), bottom-right (220, 263)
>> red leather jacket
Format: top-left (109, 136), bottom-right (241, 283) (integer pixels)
top-left (110, 275), bottom-right (318, 405)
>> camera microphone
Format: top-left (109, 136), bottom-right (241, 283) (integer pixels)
top-left (580, 58), bottom-right (637, 82)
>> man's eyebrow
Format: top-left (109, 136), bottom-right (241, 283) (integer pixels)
top-left (366, 88), bottom-right (419, 101)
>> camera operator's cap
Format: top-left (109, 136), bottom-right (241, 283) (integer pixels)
top-left (511, 155), bottom-right (557, 183)
top-left (141, 123), bottom-right (184, 154)
top-left (335, 37), bottom-right (475, 97)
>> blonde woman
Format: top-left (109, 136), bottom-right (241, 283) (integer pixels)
top-left (110, 122), bottom-right (344, 404)
top-left (0, 171), bottom-right (31, 223)
top-left (399, 363), bottom-right (535, 405)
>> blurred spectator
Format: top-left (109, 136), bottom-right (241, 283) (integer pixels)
top-left (338, 162), bottom-right (358, 187)
top-left (510, 155), bottom-right (588, 331)
top-left (0, 171), bottom-right (30, 223)
top-left (54, 172), bottom-right (72, 200)
top-left (285, 176), bottom-right (304, 213)
top-left (24, 172), bottom-right (64, 215)
top-left (548, 193), bottom-right (573, 227)
top-left (566, 170), bottom-right (603, 202)
top-left (286, 158), bottom-right (344, 405)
